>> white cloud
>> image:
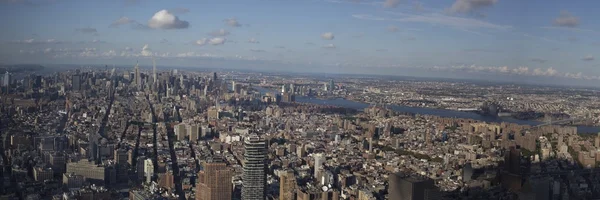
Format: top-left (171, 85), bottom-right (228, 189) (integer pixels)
top-left (9, 38), bottom-right (64, 44)
top-left (582, 55), bottom-right (594, 61)
top-left (384, 0), bottom-right (400, 8)
top-left (147, 10), bottom-right (189, 29)
top-left (210, 29), bottom-right (230, 36)
top-left (248, 38), bottom-right (259, 43)
top-left (321, 32), bottom-right (335, 40)
top-left (448, 0), bottom-right (497, 14)
top-left (553, 11), bottom-right (579, 28)
top-left (195, 38), bottom-right (208, 46)
top-left (323, 44), bottom-right (336, 49)
top-left (141, 44), bottom-right (153, 56)
top-left (353, 12), bottom-right (511, 30)
top-left (208, 37), bottom-right (226, 45)
top-left (225, 18), bottom-right (241, 27)
top-left (124, 47), bottom-right (133, 52)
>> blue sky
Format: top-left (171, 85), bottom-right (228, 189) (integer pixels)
top-left (1, 0), bottom-right (600, 82)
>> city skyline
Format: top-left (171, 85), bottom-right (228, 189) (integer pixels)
top-left (1, 0), bottom-right (600, 83)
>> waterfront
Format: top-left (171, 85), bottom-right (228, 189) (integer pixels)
top-left (255, 87), bottom-right (600, 134)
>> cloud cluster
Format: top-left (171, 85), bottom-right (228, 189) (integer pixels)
top-left (448, 0), bottom-right (497, 14)
top-left (195, 38), bottom-right (227, 46)
top-left (141, 44), bottom-right (152, 56)
top-left (148, 10), bottom-right (189, 29)
top-left (210, 29), bottom-right (230, 36)
top-left (321, 32), bottom-right (335, 40)
top-left (225, 18), bottom-right (241, 27)
top-left (352, 12), bottom-right (511, 30)
top-left (9, 38), bottom-right (63, 44)
top-left (554, 11), bottom-right (579, 28)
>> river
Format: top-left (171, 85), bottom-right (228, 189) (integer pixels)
top-left (254, 87), bottom-right (600, 134)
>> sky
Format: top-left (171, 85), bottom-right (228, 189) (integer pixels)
top-left (1, 0), bottom-right (600, 84)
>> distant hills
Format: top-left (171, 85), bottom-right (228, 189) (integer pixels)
top-left (0, 64), bottom-right (44, 73)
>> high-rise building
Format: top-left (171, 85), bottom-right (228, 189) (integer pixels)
top-left (242, 134), bottom-right (267, 200)
top-left (66, 160), bottom-right (112, 186)
top-left (72, 74), bottom-right (81, 91)
top-left (34, 167), bottom-right (53, 182)
top-left (134, 61), bottom-right (141, 88)
top-left (144, 158), bottom-right (154, 183)
top-left (329, 79), bottom-right (334, 91)
top-left (196, 160), bottom-right (233, 200)
top-left (213, 72), bottom-right (218, 81)
top-left (3, 71), bottom-right (10, 87)
top-left (187, 124), bottom-right (199, 142)
top-left (174, 123), bottom-right (187, 141)
top-left (279, 170), bottom-right (295, 200)
top-left (313, 153), bottom-right (325, 180)
top-left (389, 173), bottom-right (438, 200)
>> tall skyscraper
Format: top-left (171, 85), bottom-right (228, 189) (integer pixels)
top-left (313, 153), bottom-right (325, 180)
top-left (329, 79), bottom-right (334, 91)
top-left (196, 159), bottom-right (233, 200)
top-left (242, 134), bottom-right (267, 200)
top-left (134, 61), bottom-right (141, 88)
top-left (279, 170), bottom-right (295, 200)
top-left (213, 72), bottom-right (217, 81)
top-left (153, 58), bottom-right (157, 86)
top-left (72, 74), bottom-right (81, 91)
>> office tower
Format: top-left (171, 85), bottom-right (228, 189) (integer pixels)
top-left (175, 123), bottom-right (187, 141)
top-left (50, 152), bottom-right (66, 174)
top-left (72, 74), bottom-right (81, 91)
top-left (34, 167), bottom-right (53, 182)
top-left (2, 71), bottom-right (10, 87)
top-left (232, 80), bottom-right (236, 92)
top-left (290, 83), bottom-right (295, 94)
top-left (313, 153), bottom-right (325, 180)
top-left (153, 58), bottom-right (157, 86)
top-left (134, 61), bottom-right (141, 88)
top-left (242, 134), bottom-right (267, 200)
top-left (187, 124), bottom-right (199, 142)
top-left (281, 84), bottom-right (287, 93)
top-left (144, 158), bottom-right (154, 183)
top-left (329, 79), bottom-right (334, 91)
top-left (388, 173), bottom-right (437, 200)
top-left (196, 160), bottom-right (233, 200)
top-left (279, 170), bottom-right (295, 200)
top-left (213, 72), bottom-right (217, 81)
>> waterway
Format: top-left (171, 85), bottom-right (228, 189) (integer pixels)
top-left (255, 87), bottom-right (600, 134)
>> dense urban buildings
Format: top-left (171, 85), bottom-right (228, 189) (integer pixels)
top-left (0, 65), bottom-right (600, 200)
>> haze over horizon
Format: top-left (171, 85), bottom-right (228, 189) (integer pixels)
top-left (1, 0), bottom-right (599, 86)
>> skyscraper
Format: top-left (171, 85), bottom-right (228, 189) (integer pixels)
top-left (313, 153), bottom-right (325, 180)
top-left (279, 170), bottom-right (295, 200)
top-left (134, 61), bottom-right (141, 88)
top-left (329, 79), bottom-right (334, 91)
top-left (242, 134), bottom-right (267, 200)
top-left (213, 72), bottom-right (217, 81)
top-left (72, 74), bottom-right (81, 91)
top-left (2, 71), bottom-right (9, 86)
top-left (196, 159), bottom-right (233, 200)
top-left (153, 58), bottom-right (157, 86)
